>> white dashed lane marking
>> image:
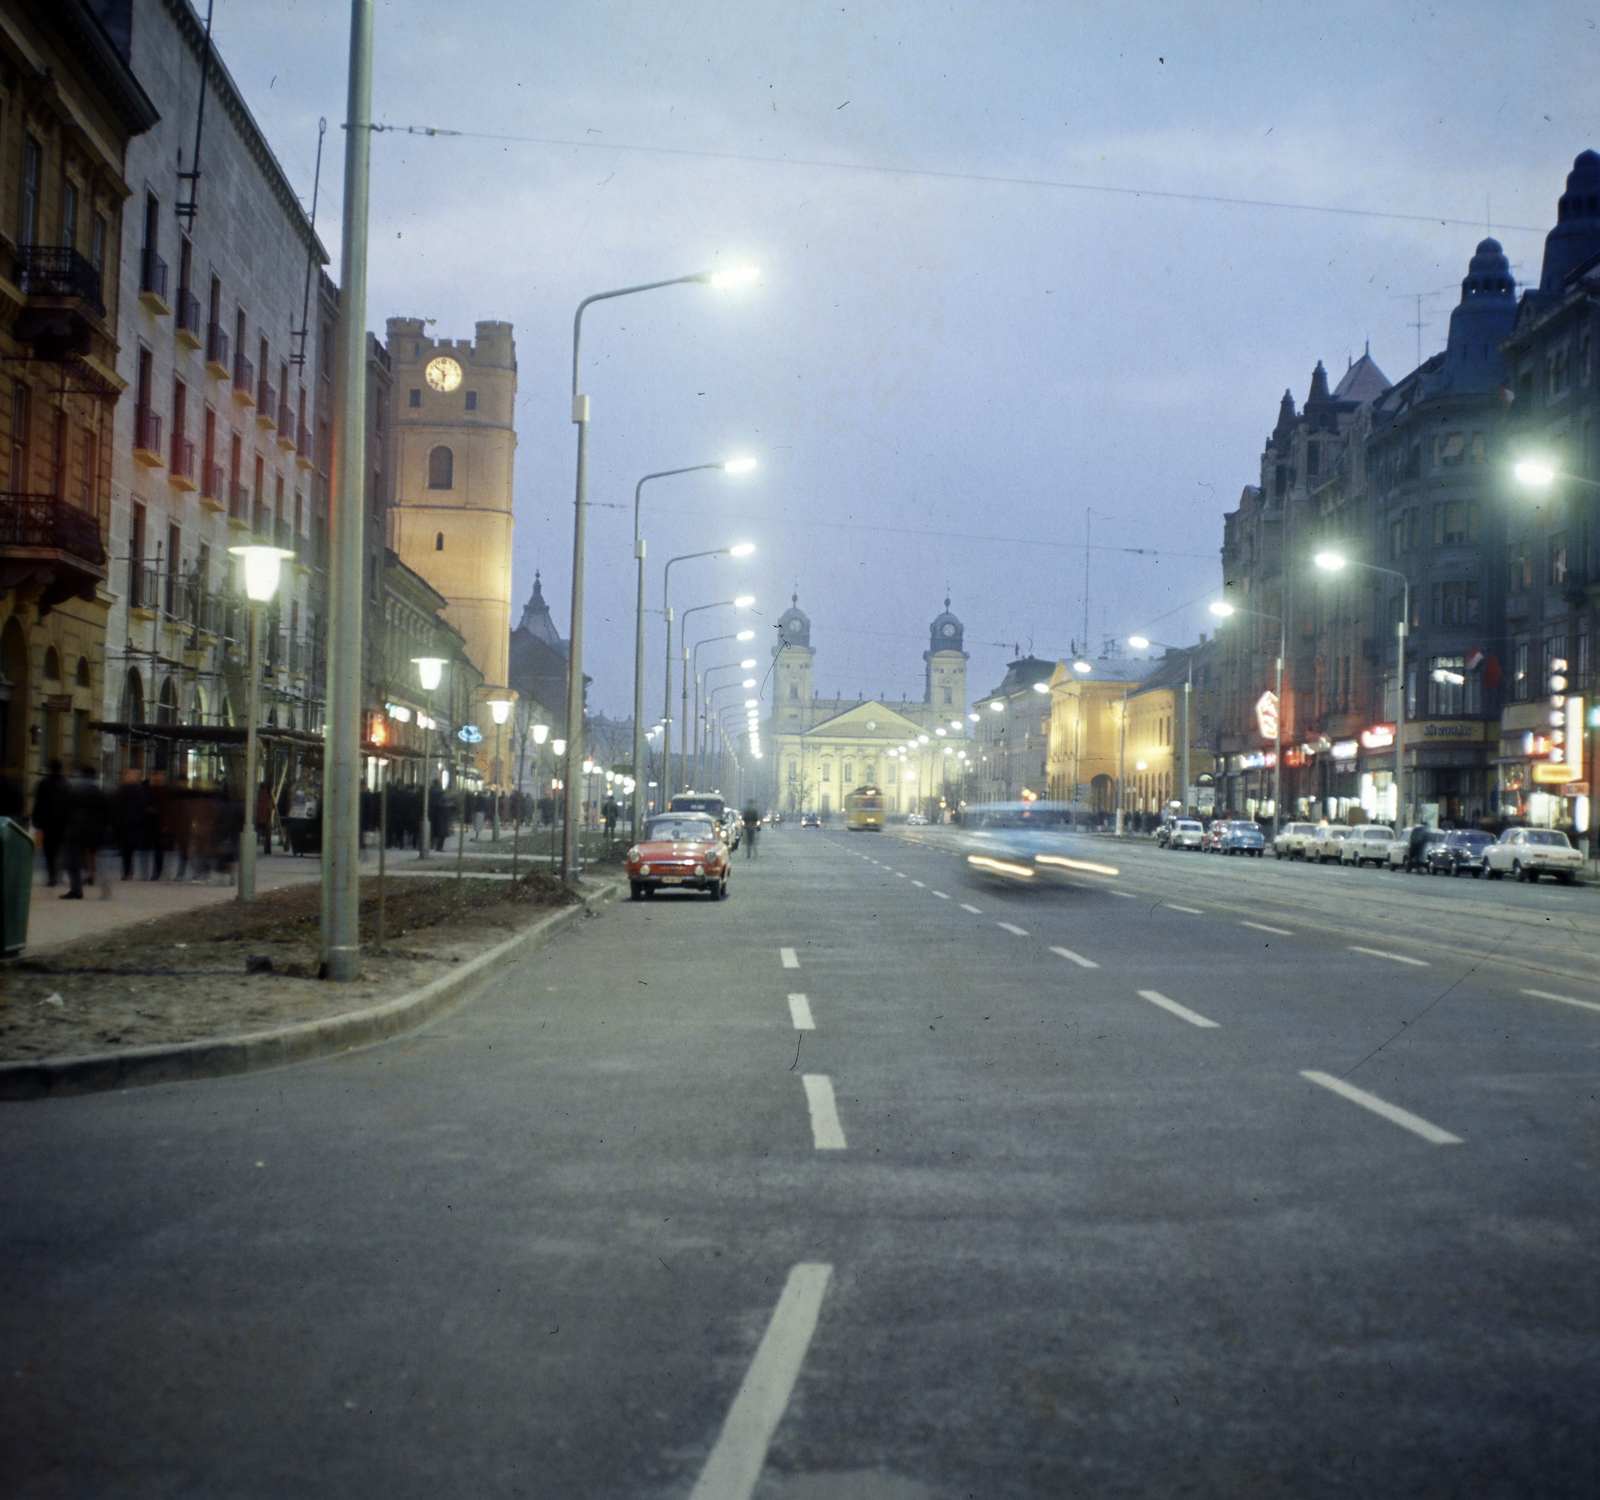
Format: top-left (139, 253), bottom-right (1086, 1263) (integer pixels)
top-left (1050, 946), bottom-right (1099, 969)
top-left (787, 993), bottom-right (815, 1030)
top-left (1108, 890), bottom-right (1137, 899)
top-left (686, 1263), bottom-right (833, 1500)
top-left (996, 922), bottom-right (1028, 937)
top-left (1299, 1070), bottom-right (1462, 1145)
top-left (1523, 987), bottom-right (1600, 1015)
top-left (1241, 920), bottom-right (1293, 936)
top-left (1349, 945), bottom-right (1429, 967)
top-left (895, 872), bottom-right (907, 879)
top-left (801, 1075), bottom-right (848, 1150)
top-left (1167, 904), bottom-right (1203, 914)
top-left (780, 948), bottom-right (800, 969)
top-left (911, 880), bottom-right (925, 888)
top-left (960, 904), bottom-right (982, 914)
top-left (931, 890), bottom-right (949, 899)
top-left (1137, 989), bottom-right (1220, 1029)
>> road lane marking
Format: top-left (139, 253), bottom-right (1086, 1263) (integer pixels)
top-left (911, 880), bottom-right (926, 888)
top-left (1349, 946), bottom-right (1430, 967)
top-left (931, 890), bottom-right (949, 899)
top-left (1167, 904), bottom-right (1203, 914)
top-left (1523, 987), bottom-right (1600, 1015)
top-left (1137, 989), bottom-right (1220, 1028)
top-left (1241, 920), bottom-right (1293, 936)
top-left (1299, 1070), bottom-right (1462, 1145)
top-left (895, 872), bottom-right (907, 879)
top-left (687, 1263), bottom-right (833, 1500)
top-left (780, 948), bottom-right (799, 969)
top-left (1050, 945), bottom-right (1099, 969)
top-left (1109, 890), bottom-right (1137, 899)
top-left (787, 994), bottom-right (815, 1030)
top-left (996, 922), bottom-right (1029, 936)
top-left (960, 903), bottom-right (982, 914)
top-left (801, 1075), bottom-right (847, 1150)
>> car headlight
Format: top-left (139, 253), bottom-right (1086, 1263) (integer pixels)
top-left (640, 863), bottom-right (651, 875)
top-left (694, 864), bottom-right (705, 876)
top-left (626, 847), bottom-right (641, 863)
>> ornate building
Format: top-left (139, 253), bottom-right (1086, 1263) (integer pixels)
top-left (763, 597), bottom-right (971, 816)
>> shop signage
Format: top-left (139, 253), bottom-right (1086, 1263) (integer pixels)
top-left (45, 693), bottom-right (73, 711)
top-left (1360, 723), bottom-right (1395, 750)
top-left (1283, 745), bottom-right (1313, 768)
top-left (1417, 720), bottom-right (1484, 741)
top-left (1254, 690), bottom-right (1279, 741)
top-left (457, 724), bottom-right (483, 744)
top-left (1531, 761), bottom-right (1579, 786)
top-left (1236, 750), bottom-right (1277, 770)
top-left (1330, 739), bottom-right (1359, 762)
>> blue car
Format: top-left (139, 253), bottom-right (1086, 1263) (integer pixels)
top-left (1219, 821), bottom-right (1266, 857)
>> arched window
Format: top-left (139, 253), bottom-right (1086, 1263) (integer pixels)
top-left (43, 647), bottom-right (60, 680)
top-left (428, 445), bottom-right (453, 489)
top-left (435, 531), bottom-right (444, 551)
top-left (75, 656), bottom-right (91, 687)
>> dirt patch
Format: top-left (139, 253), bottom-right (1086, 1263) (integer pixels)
top-left (0, 871), bottom-right (583, 1063)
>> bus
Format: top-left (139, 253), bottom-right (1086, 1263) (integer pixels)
top-left (843, 785), bottom-right (885, 831)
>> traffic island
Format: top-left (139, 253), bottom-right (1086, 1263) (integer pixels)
top-left (0, 871), bottom-right (616, 1100)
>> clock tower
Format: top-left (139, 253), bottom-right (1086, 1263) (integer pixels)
top-left (386, 318), bottom-right (517, 696)
top-left (923, 598), bottom-right (968, 715)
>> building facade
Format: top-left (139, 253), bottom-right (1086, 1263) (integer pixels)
top-left (973, 655), bottom-right (1056, 803)
top-left (0, 0), bottom-right (155, 788)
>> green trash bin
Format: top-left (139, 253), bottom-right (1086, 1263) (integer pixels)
top-left (0, 816), bottom-right (33, 957)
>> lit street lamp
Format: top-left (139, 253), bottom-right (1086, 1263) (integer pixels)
top-left (487, 694), bottom-right (513, 841)
top-left (229, 544), bottom-right (294, 902)
top-left (662, 549), bottom-right (754, 805)
top-left (1210, 599), bottom-right (1285, 835)
top-left (563, 265), bottom-right (759, 884)
top-left (676, 593), bottom-right (755, 795)
top-left (1314, 551), bottom-right (1410, 825)
top-left (412, 655), bottom-right (446, 859)
top-left (1129, 634), bottom-right (1199, 817)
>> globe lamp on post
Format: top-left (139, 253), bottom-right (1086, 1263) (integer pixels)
top-left (412, 656), bottom-right (446, 859)
top-left (229, 544), bottom-right (293, 903)
top-left (488, 695), bottom-right (513, 842)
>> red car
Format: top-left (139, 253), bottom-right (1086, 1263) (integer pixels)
top-left (626, 813), bottom-right (731, 901)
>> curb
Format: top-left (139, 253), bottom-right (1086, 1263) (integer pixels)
top-left (0, 882), bottom-right (618, 1102)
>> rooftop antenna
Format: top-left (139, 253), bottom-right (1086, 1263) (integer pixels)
top-left (174, 0), bottom-right (215, 225)
top-left (290, 118), bottom-right (329, 369)
top-left (1390, 289), bottom-right (1441, 370)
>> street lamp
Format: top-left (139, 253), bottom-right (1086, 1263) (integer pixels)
top-left (700, 658), bottom-right (757, 788)
top-left (229, 544), bottom-right (293, 902)
top-left (662, 549), bottom-right (755, 805)
top-left (629, 460), bottom-right (757, 837)
top-left (1129, 634), bottom-right (1199, 817)
top-left (678, 595), bottom-right (755, 794)
top-left (487, 694), bottom-right (513, 841)
top-left (1314, 551), bottom-right (1410, 825)
top-left (563, 266), bottom-right (759, 884)
top-left (1210, 598), bottom-right (1285, 834)
top-left (412, 655), bottom-right (446, 859)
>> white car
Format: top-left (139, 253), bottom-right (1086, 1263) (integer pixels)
top-left (905, 811), bottom-right (928, 826)
top-left (1340, 824), bottom-right (1396, 868)
top-left (1167, 818), bottom-right (1204, 850)
top-left (1273, 822), bottom-right (1321, 859)
top-left (1485, 827), bottom-right (1583, 884)
top-left (1309, 825), bottom-right (1355, 864)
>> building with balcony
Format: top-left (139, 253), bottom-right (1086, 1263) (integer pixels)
top-left (0, 0), bottom-right (155, 785)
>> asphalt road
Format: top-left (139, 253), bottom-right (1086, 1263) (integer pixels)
top-left (3, 824), bottom-right (1599, 1498)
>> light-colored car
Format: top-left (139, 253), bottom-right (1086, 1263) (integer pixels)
top-left (1167, 818), bottom-right (1204, 850)
top-left (1309, 825), bottom-right (1355, 864)
top-left (1384, 825), bottom-right (1447, 871)
top-left (905, 811), bottom-right (928, 826)
top-left (1340, 824), bottom-right (1396, 868)
top-left (1273, 821), bottom-right (1321, 859)
top-left (1485, 827), bottom-right (1583, 884)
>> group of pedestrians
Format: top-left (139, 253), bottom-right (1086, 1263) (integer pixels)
top-left (26, 760), bottom-right (243, 898)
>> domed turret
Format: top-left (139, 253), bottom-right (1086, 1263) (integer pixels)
top-left (1438, 238), bottom-right (1517, 392)
top-left (923, 597), bottom-right (968, 714)
top-left (1539, 149), bottom-right (1600, 294)
top-left (927, 596), bottom-right (963, 654)
top-left (773, 592), bottom-right (811, 653)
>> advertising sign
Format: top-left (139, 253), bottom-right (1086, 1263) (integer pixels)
top-left (1359, 723), bottom-right (1395, 750)
top-left (1254, 690), bottom-right (1279, 741)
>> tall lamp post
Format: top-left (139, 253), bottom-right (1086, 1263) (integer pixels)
top-left (679, 597), bottom-right (755, 791)
top-left (1129, 635), bottom-right (1200, 817)
top-left (412, 656), bottom-right (445, 859)
top-left (1209, 600), bottom-right (1285, 834)
top-left (229, 543), bottom-right (293, 902)
top-left (661, 548), bottom-right (753, 804)
top-left (487, 694), bottom-right (513, 841)
top-left (562, 265), bottom-right (758, 885)
top-left (630, 461), bottom-right (756, 837)
top-left (694, 644), bottom-right (756, 787)
top-left (1314, 552), bottom-right (1410, 825)
top-left (705, 673), bottom-right (757, 786)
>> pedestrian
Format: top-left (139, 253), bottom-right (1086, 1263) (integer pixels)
top-left (31, 758), bottom-right (70, 885)
top-left (1405, 822), bottom-right (1429, 873)
top-left (111, 769), bottom-right (148, 879)
top-left (253, 779), bottom-right (275, 857)
top-left (146, 769), bottom-right (172, 880)
top-left (61, 764), bottom-right (109, 899)
top-left (742, 800), bottom-right (760, 859)
top-left (602, 796), bottom-right (618, 838)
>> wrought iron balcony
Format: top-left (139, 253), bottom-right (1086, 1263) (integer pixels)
top-left (252, 499), bottom-right (270, 536)
top-left (257, 375), bottom-right (276, 417)
top-left (276, 403), bottom-right (295, 445)
top-left (0, 493), bottom-right (107, 566)
top-left (169, 435), bottom-right (196, 486)
top-left (229, 480), bottom-right (251, 523)
top-left (233, 354), bottom-right (255, 401)
top-left (201, 460), bottom-right (225, 502)
top-left (128, 562), bottom-right (161, 614)
top-left (175, 288), bottom-right (203, 344)
top-left (275, 518), bottom-right (293, 550)
top-left (16, 245), bottom-right (105, 317)
top-left (206, 323), bottom-right (230, 374)
top-left (133, 404), bottom-right (162, 460)
top-left (139, 248), bottom-right (168, 308)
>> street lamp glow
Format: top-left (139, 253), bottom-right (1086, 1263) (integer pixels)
top-left (1514, 458), bottom-right (1556, 488)
top-left (488, 698), bottom-right (513, 726)
top-left (551, 738), bottom-right (566, 757)
top-left (1033, 680), bottom-right (1050, 693)
top-left (532, 723), bottom-right (549, 745)
top-left (722, 457), bottom-right (758, 474)
top-left (412, 656), bottom-right (446, 691)
top-left (729, 543), bottom-right (756, 557)
top-left (733, 594), bottom-right (755, 608)
top-left (1128, 635), bottom-right (1151, 650)
top-left (229, 544), bottom-right (295, 602)
top-left (705, 265), bottom-right (760, 289)
top-left (1312, 553), bottom-right (1346, 573)
top-left (1073, 659), bottom-right (1093, 674)
top-left (736, 630), bottom-right (755, 642)
top-left (1208, 600), bottom-right (1236, 617)
top-left (745, 698), bottom-right (759, 707)
top-left (917, 734), bottom-right (929, 744)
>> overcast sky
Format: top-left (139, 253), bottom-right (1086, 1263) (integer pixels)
top-left (201, 0), bottom-right (1597, 718)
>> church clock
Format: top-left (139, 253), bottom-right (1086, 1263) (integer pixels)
top-left (425, 355), bottom-right (463, 392)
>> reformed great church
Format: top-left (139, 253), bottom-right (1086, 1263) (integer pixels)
top-left (763, 597), bottom-right (972, 816)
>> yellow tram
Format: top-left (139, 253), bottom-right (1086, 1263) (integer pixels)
top-left (843, 785), bottom-right (886, 831)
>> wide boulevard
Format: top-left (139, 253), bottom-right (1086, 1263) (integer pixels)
top-left (4, 824), bottom-right (1599, 1498)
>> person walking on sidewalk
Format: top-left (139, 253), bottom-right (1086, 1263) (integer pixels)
top-left (742, 801), bottom-right (761, 860)
top-left (61, 765), bottom-right (109, 900)
top-left (32, 759), bottom-right (69, 886)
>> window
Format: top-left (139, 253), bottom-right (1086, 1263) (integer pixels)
top-left (409, 389), bottom-right (421, 408)
top-left (1305, 441), bottom-right (1320, 478)
top-left (10, 383), bottom-right (30, 490)
top-left (1508, 540), bottom-right (1532, 591)
top-left (20, 137), bottom-right (40, 245)
top-left (1390, 519), bottom-right (1403, 561)
top-left (1432, 432), bottom-right (1465, 467)
top-left (61, 182), bottom-right (77, 251)
top-left (428, 445), bottom-right (453, 488)
top-left (464, 391), bottom-right (477, 411)
top-left (822, 762), bottom-right (831, 783)
top-left (788, 682), bottom-right (798, 701)
top-left (1578, 629), bottom-right (1591, 685)
top-left (1427, 655), bottom-right (1480, 716)
top-left (843, 762), bottom-right (853, 784)
top-left (1406, 509), bottom-right (1419, 551)
top-left (1431, 580), bottom-right (1480, 627)
top-left (1549, 532), bottom-right (1568, 587)
top-left (50, 408), bottom-right (67, 499)
top-left (942, 686), bottom-right (953, 705)
top-left (1469, 431), bottom-right (1486, 463)
top-left (1433, 499), bottom-right (1478, 545)
top-left (1274, 464), bottom-right (1289, 498)
top-left (434, 531), bottom-right (444, 551)
top-left (1513, 641), bottom-right (1530, 701)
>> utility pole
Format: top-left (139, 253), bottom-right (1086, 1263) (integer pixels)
top-left (320, 0), bottom-right (371, 981)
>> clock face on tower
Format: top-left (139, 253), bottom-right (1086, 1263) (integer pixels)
top-left (941, 622), bottom-right (957, 637)
top-left (425, 356), bottom-right (463, 392)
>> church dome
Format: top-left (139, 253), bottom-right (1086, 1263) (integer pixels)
top-left (1539, 149), bottom-right (1600, 294)
top-left (927, 597), bottom-right (964, 653)
top-left (774, 593), bottom-right (811, 652)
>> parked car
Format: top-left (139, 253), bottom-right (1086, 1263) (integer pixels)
top-left (1425, 829), bottom-right (1495, 878)
top-left (1201, 819), bottom-right (1231, 852)
top-left (1339, 824), bottom-right (1396, 868)
top-left (1167, 818), bottom-right (1205, 850)
top-left (1485, 827), bottom-right (1583, 883)
top-left (1308, 825), bottom-right (1355, 864)
top-left (1220, 821), bottom-right (1266, 856)
top-left (905, 811), bottom-right (928, 826)
top-left (1273, 821), bottom-right (1322, 860)
top-left (1384, 825), bottom-right (1447, 871)
top-left (626, 812), bottom-right (731, 900)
